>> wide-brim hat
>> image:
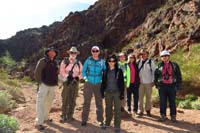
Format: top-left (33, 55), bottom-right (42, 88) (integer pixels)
top-left (67, 46), bottom-right (80, 54)
top-left (45, 47), bottom-right (58, 56)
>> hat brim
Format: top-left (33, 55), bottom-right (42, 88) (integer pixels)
top-left (67, 50), bottom-right (80, 55)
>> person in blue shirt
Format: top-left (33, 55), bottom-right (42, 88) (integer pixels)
top-left (81, 46), bottom-right (106, 127)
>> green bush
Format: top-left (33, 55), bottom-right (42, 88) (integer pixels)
top-left (178, 100), bottom-right (192, 109)
top-left (191, 101), bottom-right (200, 110)
top-left (0, 91), bottom-right (16, 113)
top-left (0, 114), bottom-right (18, 133)
top-left (185, 94), bottom-right (197, 101)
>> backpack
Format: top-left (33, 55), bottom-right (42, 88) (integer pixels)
top-left (138, 58), bottom-right (152, 72)
top-left (64, 57), bottom-right (80, 70)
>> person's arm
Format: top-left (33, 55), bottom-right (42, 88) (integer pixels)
top-left (119, 69), bottom-right (125, 100)
top-left (34, 58), bottom-right (46, 83)
top-left (82, 59), bottom-right (89, 82)
top-left (126, 65), bottom-right (130, 88)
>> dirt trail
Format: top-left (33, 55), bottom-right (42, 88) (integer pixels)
top-left (12, 83), bottom-right (200, 133)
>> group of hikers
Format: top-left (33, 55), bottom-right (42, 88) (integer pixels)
top-left (34, 45), bottom-right (182, 132)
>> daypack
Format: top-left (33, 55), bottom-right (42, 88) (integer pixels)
top-left (64, 57), bottom-right (80, 70)
top-left (138, 58), bottom-right (152, 72)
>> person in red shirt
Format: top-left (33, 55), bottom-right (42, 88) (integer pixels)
top-left (154, 50), bottom-right (182, 123)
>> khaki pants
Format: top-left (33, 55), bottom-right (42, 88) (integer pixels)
top-left (61, 80), bottom-right (79, 120)
top-left (35, 83), bottom-right (56, 125)
top-left (82, 82), bottom-right (103, 123)
top-left (138, 83), bottom-right (152, 113)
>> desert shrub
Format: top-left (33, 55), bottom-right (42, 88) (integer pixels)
top-left (178, 100), bottom-right (191, 109)
top-left (0, 114), bottom-right (18, 133)
top-left (152, 88), bottom-right (160, 106)
top-left (191, 101), bottom-right (200, 110)
top-left (0, 91), bottom-right (16, 113)
top-left (7, 87), bottom-right (25, 103)
top-left (185, 94), bottom-right (197, 101)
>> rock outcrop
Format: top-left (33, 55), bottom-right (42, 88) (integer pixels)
top-left (0, 0), bottom-right (200, 78)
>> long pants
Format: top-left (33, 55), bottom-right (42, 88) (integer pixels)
top-left (35, 83), bottom-right (56, 125)
top-left (127, 83), bottom-right (139, 113)
top-left (105, 91), bottom-right (121, 128)
top-left (138, 83), bottom-right (152, 113)
top-left (82, 82), bottom-right (103, 123)
top-left (61, 80), bottom-right (79, 120)
top-left (159, 84), bottom-right (176, 116)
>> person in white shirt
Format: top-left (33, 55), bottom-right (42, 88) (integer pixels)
top-left (137, 49), bottom-right (155, 116)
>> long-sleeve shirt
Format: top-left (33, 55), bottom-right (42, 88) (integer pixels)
top-left (59, 59), bottom-right (82, 79)
top-left (138, 58), bottom-right (155, 84)
top-left (118, 61), bottom-right (130, 88)
top-left (82, 56), bottom-right (106, 85)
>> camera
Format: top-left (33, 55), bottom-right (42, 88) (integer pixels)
top-left (163, 74), bottom-right (169, 80)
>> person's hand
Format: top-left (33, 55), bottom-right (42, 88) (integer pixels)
top-left (119, 95), bottom-right (124, 100)
top-left (175, 84), bottom-right (182, 91)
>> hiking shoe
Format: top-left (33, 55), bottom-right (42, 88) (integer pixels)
top-left (158, 115), bottom-right (167, 122)
top-left (137, 111), bottom-right (143, 117)
top-left (171, 116), bottom-right (177, 123)
top-left (81, 121), bottom-right (87, 126)
top-left (45, 119), bottom-right (53, 123)
top-left (121, 107), bottom-right (125, 112)
top-left (146, 110), bottom-right (151, 116)
top-left (98, 121), bottom-right (104, 127)
top-left (115, 127), bottom-right (121, 133)
top-left (35, 125), bottom-right (45, 130)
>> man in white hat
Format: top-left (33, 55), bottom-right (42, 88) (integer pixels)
top-left (154, 50), bottom-right (182, 122)
top-left (81, 45), bottom-right (106, 127)
top-left (59, 46), bottom-right (82, 122)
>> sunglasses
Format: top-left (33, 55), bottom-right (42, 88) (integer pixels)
top-left (108, 60), bottom-right (115, 63)
top-left (92, 50), bottom-right (99, 53)
top-left (70, 52), bottom-right (77, 54)
top-left (161, 55), bottom-right (169, 57)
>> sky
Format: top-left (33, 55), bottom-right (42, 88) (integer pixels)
top-left (0, 0), bottom-right (97, 39)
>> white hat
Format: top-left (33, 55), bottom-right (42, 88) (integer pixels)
top-left (91, 46), bottom-right (100, 51)
top-left (118, 52), bottom-right (125, 57)
top-left (160, 50), bottom-right (170, 56)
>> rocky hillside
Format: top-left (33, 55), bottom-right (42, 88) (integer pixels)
top-left (0, 0), bottom-right (200, 77)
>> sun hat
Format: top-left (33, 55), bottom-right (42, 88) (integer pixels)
top-left (160, 50), bottom-right (170, 56)
top-left (45, 46), bottom-right (58, 56)
top-left (67, 46), bottom-right (80, 54)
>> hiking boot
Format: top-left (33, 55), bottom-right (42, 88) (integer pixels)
top-left (115, 127), bottom-right (121, 133)
top-left (146, 110), bottom-right (151, 116)
top-left (98, 121), bottom-right (104, 127)
top-left (121, 107), bottom-right (125, 112)
top-left (35, 125), bottom-right (45, 130)
top-left (45, 119), bottom-right (53, 123)
top-left (171, 115), bottom-right (177, 123)
top-left (81, 121), bottom-right (87, 126)
top-left (158, 115), bottom-right (167, 122)
top-left (137, 111), bottom-right (143, 117)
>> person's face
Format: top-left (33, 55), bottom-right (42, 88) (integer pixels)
top-left (108, 58), bottom-right (116, 68)
top-left (129, 56), bottom-right (135, 62)
top-left (69, 51), bottom-right (78, 59)
top-left (119, 55), bottom-right (126, 62)
top-left (91, 48), bottom-right (100, 57)
top-left (47, 50), bottom-right (56, 59)
top-left (161, 55), bottom-right (170, 62)
top-left (141, 52), bottom-right (148, 60)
